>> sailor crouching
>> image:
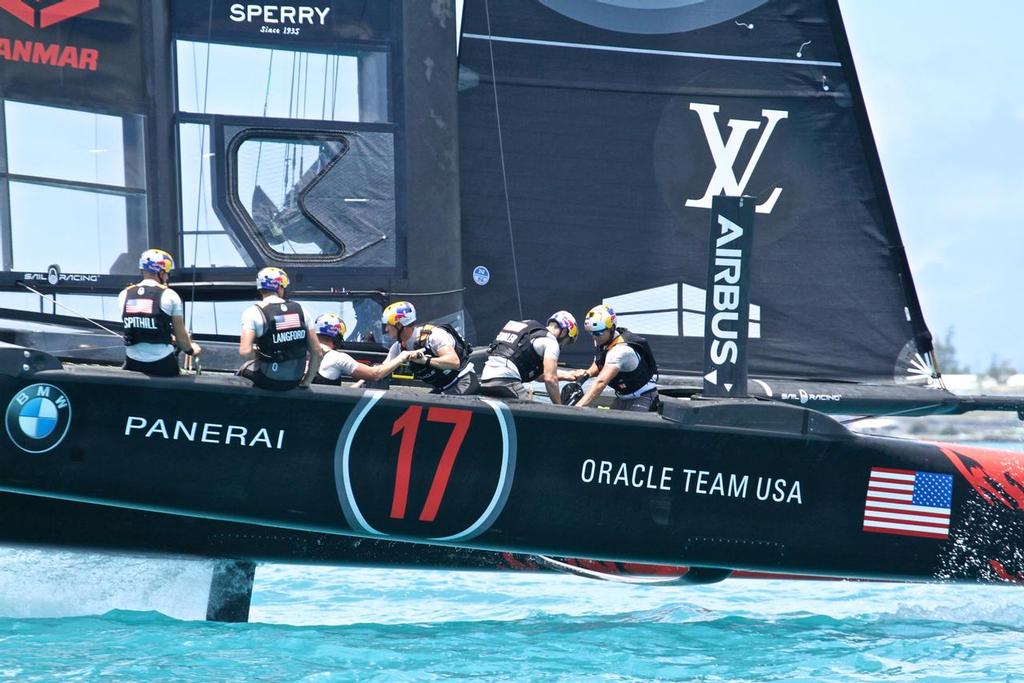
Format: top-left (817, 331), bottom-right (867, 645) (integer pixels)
top-left (571, 305), bottom-right (661, 412)
top-left (313, 313), bottom-right (418, 386)
top-left (479, 311), bottom-right (579, 402)
top-left (381, 301), bottom-right (479, 395)
top-left (119, 248), bottom-right (201, 377)
top-left (238, 267), bottom-right (321, 390)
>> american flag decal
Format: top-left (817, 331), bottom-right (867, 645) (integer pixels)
top-left (125, 298), bottom-right (153, 314)
top-left (274, 313), bottom-right (302, 330)
top-left (863, 468), bottom-right (952, 540)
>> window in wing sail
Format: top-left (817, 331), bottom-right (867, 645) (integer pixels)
top-left (178, 123), bottom-right (250, 269)
top-left (233, 135), bottom-right (348, 258)
top-left (174, 41), bottom-right (375, 123)
top-left (0, 101), bottom-right (147, 275)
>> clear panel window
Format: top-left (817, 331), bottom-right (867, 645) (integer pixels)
top-left (185, 298), bottom-right (381, 341)
top-left (178, 122), bottom-right (250, 268)
top-left (9, 182), bottom-right (137, 274)
top-left (176, 41), bottom-right (373, 122)
top-left (234, 136), bottom-right (346, 257)
top-left (5, 101), bottom-right (130, 187)
top-left (51, 294), bottom-right (122, 322)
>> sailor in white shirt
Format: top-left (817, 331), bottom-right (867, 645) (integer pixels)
top-left (238, 267), bottom-right (321, 390)
top-left (118, 248), bottom-right (201, 377)
top-left (479, 311), bottom-right (579, 402)
top-left (380, 301), bottom-right (478, 395)
top-left (571, 305), bottom-right (661, 412)
top-left (312, 312), bottom-right (416, 386)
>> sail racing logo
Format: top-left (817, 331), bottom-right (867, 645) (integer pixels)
top-left (685, 103), bottom-right (788, 215)
top-left (5, 383), bottom-right (72, 454)
top-left (0, 0), bottom-right (99, 29)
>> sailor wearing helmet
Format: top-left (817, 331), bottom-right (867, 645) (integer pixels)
top-left (312, 312), bottom-right (418, 386)
top-left (118, 248), bottom-right (201, 377)
top-left (571, 305), bottom-right (661, 412)
top-left (238, 267), bottom-right (321, 390)
top-left (479, 311), bottom-right (580, 402)
top-left (380, 301), bottom-right (479, 395)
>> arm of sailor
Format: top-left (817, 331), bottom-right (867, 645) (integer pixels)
top-left (423, 343), bottom-right (461, 370)
top-left (239, 328), bottom-right (257, 360)
top-left (558, 362), bottom-right (596, 382)
top-left (300, 321), bottom-right (323, 388)
top-left (238, 306), bottom-right (260, 360)
top-left (542, 354), bottom-right (562, 405)
top-left (537, 337), bottom-right (562, 404)
top-left (576, 363), bottom-right (619, 408)
top-left (350, 349), bottom-right (413, 383)
top-left (171, 315), bottom-right (201, 356)
top-left (414, 329), bottom-right (460, 370)
top-left (164, 289), bottom-right (200, 356)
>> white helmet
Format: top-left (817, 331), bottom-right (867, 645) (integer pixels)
top-left (547, 310), bottom-right (579, 343)
top-left (584, 305), bottom-right (617, 335)
top-left (381, 301), bottom-right (417, 328)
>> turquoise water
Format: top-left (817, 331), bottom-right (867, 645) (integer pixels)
top-left (1, 439), bottom-right (1022, 681)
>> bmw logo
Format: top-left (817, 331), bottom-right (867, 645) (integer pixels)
top-left (5, 384), bottom-right (72, 454)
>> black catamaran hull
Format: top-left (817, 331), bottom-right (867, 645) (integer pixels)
top-left (2, 355), bottom-right (1023, 585)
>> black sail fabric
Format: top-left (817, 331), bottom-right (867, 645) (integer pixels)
top-left (458, 0), bottom-right (932, 383)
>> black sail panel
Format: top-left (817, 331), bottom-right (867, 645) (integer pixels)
top-left (458, 0), bottom-right (932, 383)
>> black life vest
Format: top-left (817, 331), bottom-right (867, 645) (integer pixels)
top-left (122, 284), bottom-right (173, 346)
top-left (488, 319), bottom-right (550, 382)
top-left (412, 323), bottom-right (472, 389)
top-left (594, 328), bottom-right (658, 395)
top-left (254, 300), bottom-right (308, 383)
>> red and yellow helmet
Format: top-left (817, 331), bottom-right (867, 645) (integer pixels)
top-left (139, 248), bottom-right (174, 275)
top-left (381, 301), bottom-right (417, 328)
top-left (257, 267), bottom-right (290, 292)
top-left (548, 310), bottom-right (579, 343)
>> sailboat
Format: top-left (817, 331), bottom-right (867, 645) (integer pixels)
top-left (0, 0), bottom-right (1022, 622)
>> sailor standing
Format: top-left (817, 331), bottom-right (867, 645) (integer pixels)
top-left (478, 311), bottom-right (579, 402)
top-left (119, 248), bottom-right (201, 377)
top-left (313, 312), bottom-right (418, 386)
top-left (571, 305), bottom-right (661, 412)
top-left (238, 267), bottom-right (321, 390)
top-left (380, 301), bottom-right (479, 395)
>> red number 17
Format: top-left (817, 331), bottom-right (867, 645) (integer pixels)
top-left (390, 406), bottom-right (473, 522)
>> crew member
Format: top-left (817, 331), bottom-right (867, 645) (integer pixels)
top-left (380, 301), bottom-right (478, 395)
top-left (119, 248), bottom-right (201, 377)
top-left (478, 311), bottom-right (579, 402)
top-left (313, 312), bottom-right (418, 386)
top-left (238, 267), bottom-right (321, 390)
top-left (571, 305), bottom-right (660, 412)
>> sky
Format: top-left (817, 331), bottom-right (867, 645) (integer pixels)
top-left (838, 1), bottom-right (1024, 373)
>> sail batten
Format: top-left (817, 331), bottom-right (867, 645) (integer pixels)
top-left (464, 33), bottom-right (842, 68)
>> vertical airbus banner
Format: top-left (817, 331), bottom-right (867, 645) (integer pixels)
top-left (0, 0), bottom-right (145, 110)
top-left (702, 195), bottom-right (755, 398)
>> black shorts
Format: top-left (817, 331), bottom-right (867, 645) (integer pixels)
top-left (123, 353), bottom-right (180, 377)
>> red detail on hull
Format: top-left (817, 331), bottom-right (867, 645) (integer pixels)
top-left (938, 442), bottom-right (1024, 510)
top-left (988, 559), bottom-right (1024, 583)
